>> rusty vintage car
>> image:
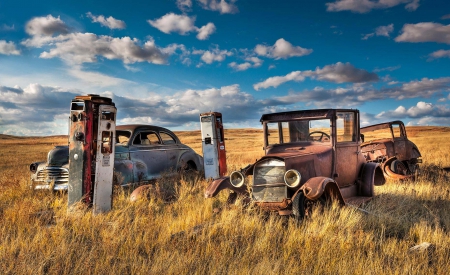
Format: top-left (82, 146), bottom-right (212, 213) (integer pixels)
top-left (205, 109), bottom-right (385, 219)
top-left (360, 120), bottom-right (421, 180)
top-left (30, 124), bottom-right (203, 190)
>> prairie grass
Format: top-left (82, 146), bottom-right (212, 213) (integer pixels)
top-left (1, 127), bottom-right (450, 274)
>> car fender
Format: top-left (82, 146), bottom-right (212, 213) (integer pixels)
top-left (204, 176), bottom-right (249, 198)
top-left (358, 162), bottom-right (384, 197)
top-left (294, 177), bottom-right (345, 205)
top-left (178, 150), bottom-right (203, 171)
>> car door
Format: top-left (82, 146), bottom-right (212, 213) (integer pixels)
top-left (128, 130), bottom-right (168, 181)
top-left (159, 131), bottom-right (188, 171)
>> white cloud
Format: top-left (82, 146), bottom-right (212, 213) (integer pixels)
top-left (31, 33), bottom-right (168, 65)
top-left (0, 24), bottom-right (15, 31)
top-left (148, 13), bottom-right (196, 34)
top-left (193, 47), bottom-right (233, 64)
top-left (253, 62), bottom-right (378, 90)
top-left (255, 38), bottom-right (312, 59)
top-left (375, 101), bottom-right (450, 124)
top-left (0, 40), bottom-right (20, 55)
top-left (196, 22), bottom-right (216, 40)
top-left (197, 0), bottom-right (239, 14)
top-left (442, 14), bottom-right (450, 20)
top-left (86, 12), bottom-right (126, 30)
top-left (326, 0), bottom-right (420, 13)
top-left (363, 24), bottom-right (394, 40)
top-left (25, 15), bottom-right (69, 36)
top-left (253, 71), bottom-right (305, 90)
top-left (177, 0), bottom-right (193, 11)
top-left (67, 66), bottom-right (135, 87)
top-left (429, 49), bottom-right (450, 59)
top-left (395, 23), bottom-right (450, 44)
top-left (228, 56), bottom-right (262, 71)
top-left (148, 13), bottom-right (216, 40)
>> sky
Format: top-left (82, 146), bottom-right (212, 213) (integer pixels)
top-left (1, 0), bottom-right (450, 136)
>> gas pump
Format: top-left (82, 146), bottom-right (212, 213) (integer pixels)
top-left (68, 95), bottom-right (116, 214)
top-left (200, 112), bottom-right (227, 179)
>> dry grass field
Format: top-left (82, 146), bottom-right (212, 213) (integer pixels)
top-left (1, 126), bottom-right (450, 274)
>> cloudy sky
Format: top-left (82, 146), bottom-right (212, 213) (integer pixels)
top-left (1, 0), bottom-right (450, 136)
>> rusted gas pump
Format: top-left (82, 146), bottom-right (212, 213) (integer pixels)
top-left (200, 112), bottom-right (227, 179)
top-left (68, 95), bottom-right (116, 214)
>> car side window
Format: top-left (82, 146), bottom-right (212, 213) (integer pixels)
top-left (336, 112), bottom-right (356, 142)
top-left (160, 132), bottom-right (177, 144)
top-left (392, 124), bottom-right (401, 138)
top-left (133, 131), bottom-right (161, 145)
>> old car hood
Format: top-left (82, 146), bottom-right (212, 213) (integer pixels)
top-left (265, 143), bottom-right (332, 160)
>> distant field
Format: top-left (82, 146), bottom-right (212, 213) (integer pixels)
top-left (1, 126), bottom-right (450, 274)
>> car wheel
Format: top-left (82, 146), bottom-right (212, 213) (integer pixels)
top-left (292, 192), bottom-right (326, 220)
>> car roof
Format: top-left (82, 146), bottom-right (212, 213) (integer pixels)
top-left (116, 124), bottom-right (180, 141)
top-left (260, 109), bottom-right (358, 122)
top-left (360, 120), bottom-right (405, 133)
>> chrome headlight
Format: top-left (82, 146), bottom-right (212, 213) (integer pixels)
top-left (30, 163), bottom-right (38, 173)
top-left (230, 171), bottom-right (245, 188)
top-left (284, 169), bottom-right (301, 188)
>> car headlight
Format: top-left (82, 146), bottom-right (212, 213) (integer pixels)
top-left (230, 171), bottom-right (245, 188)
top-left (30, 163), bottom-right (38, 173)
top-left (284, 169), bottom-right (301, 188)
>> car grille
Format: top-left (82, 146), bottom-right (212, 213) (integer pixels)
top-left (252, 159), bottom-right (286, 202)
top-left (35, 167), bottom-right (69, 185)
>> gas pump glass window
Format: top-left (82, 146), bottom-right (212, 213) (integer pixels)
top-left (116, 130), bottom-right (131, 145)
top-left (336, 112), bottom-right (356, 142)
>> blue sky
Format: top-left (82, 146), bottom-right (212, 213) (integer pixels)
top-left (1, 0), bottom-right (450, 136)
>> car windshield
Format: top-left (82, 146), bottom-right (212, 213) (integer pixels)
top-left (116, 130), bottom-right (132, 146)
top-left (266, 119), bottom-right (331, 146)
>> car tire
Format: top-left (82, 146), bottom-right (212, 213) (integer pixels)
top-left (292, 192), bottom-right (326, 220)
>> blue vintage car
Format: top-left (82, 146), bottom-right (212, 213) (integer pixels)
top-left (30, 124), bottom-right (203, 190)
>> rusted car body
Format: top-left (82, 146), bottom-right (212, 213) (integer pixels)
top-left (30, 125), bottom-right (203, 190)
top-left (360, 121), bottom-right (421, 180)
top-left (205, 109), bottom-right (385, 218)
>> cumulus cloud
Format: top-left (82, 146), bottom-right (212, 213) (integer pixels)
top-left (196, 22), bottom-right (216, 40)
top-left (86, 12), bottom-right (126, 30)
top-left (375, 102), bottom-right (450, 123)
top-left (395, 23), bottom-right (450, 44)
top-left (0, 82), bottom-right (264, 135)
top-left (177, 0), bottom-right (193, 11)
top-left (193, 47), bottom-right (233, 64)
top-left (148, 13), bottom-right (196, 34)
top-left (363, 24), bottom-right (394, 40)
top-left (254, 71), bottom-right (306, 91)
top-left (253, 62), bottom-right (378, 90)
top-left (197, 0), bottom-right (239, 14)
top-left (37, 34), bottom-right (168, 65)
top-left (428, 50), bottom-right (450, 60)
top-left (326, 0), bottom-right (420, 13)
top-left (25, 15), bottom-right (69, 36)
top-left (21, 15), bottom-right (169, 65)
top-left (148, 13), bottom-right (216, 40)
top-left (228, 57), bottom-right (262, 71)
top-left (0, 40), bottom-right (20, 55)
top-left (255, 38), bottom-right (312, 59)
top-left (442, 14), bottom-right (450, 20)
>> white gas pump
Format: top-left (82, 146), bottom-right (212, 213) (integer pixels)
top-left (68, 95), bottom-right (116, 214)
top-left (200, 112), bottom-right (227, 179)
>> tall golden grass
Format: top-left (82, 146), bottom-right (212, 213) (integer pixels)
top-left (1, 127), bottom-right (450, 274)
